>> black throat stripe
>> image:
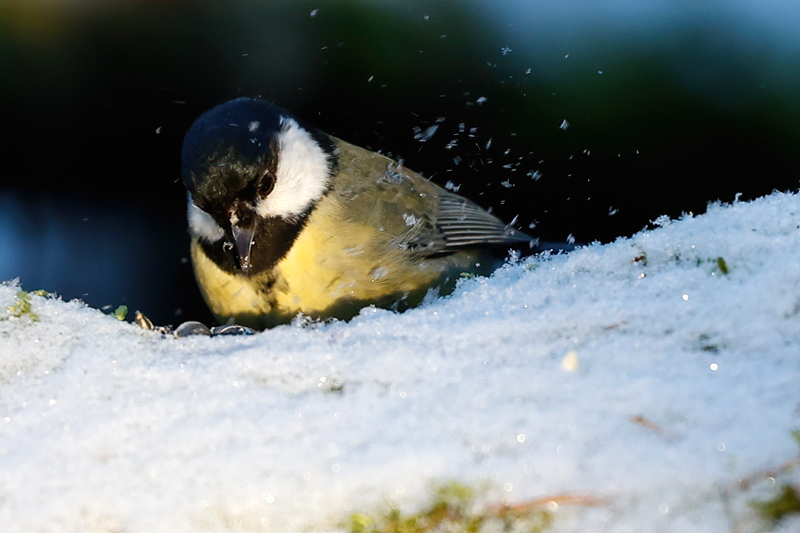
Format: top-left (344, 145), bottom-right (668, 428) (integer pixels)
top-left (199, 212), bottom-right (311, 277)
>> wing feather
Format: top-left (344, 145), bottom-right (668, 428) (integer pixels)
top-left (432, 190), bottom-right (532, 253)
top-left (332, 137), bottom-right (532, 258)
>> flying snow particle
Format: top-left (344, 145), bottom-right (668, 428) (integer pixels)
top-left (414, 124), bottom-right (439, 142)
top-left (402, 213), bottom-right (419, 226)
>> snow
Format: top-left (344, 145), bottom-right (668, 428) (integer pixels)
top-left (2, 192), bottom-right (800, 531)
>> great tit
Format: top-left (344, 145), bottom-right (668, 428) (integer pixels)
top-left (181, 97), bottom-right (537, 330)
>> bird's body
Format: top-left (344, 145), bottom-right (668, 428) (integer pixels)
top-left (182, 98), bottom-right (534, 329)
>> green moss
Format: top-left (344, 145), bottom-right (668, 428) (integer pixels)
top-left (716, 257), bottom-right (729, 275)
top-left (349, 482), bottom-right (481, 533)
top-left (350, 512), bottom-right (376, 533)
top-left (347, 481), bottom-right (555, 533)
top-left (6, 290), bottom-right (39, 322)
top-left (113, 305), bottom-right (128, 321)
top-left (748, 431), bottom-right (800, 527)
top-left (629, 246), bottom-right (730, 276)
top-left (696, 332), bottom-right (722, 353)
top-left (324, 380), bottom-right (345, 394)
top-left (752, 484), bottom-right (800, 524)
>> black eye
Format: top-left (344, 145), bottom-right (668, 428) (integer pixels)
top-left (259, 172), bottom-right (275, 197)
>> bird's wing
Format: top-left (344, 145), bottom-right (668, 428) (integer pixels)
top-left (431, 189), bottom-right (531, 251)
top-left (332, 138), bottom-right (532, 258)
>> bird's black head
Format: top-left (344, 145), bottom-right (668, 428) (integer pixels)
top-left (181, 98), bottom-right (337, 275)
top-left (181, 98), bottom-right (283, 205)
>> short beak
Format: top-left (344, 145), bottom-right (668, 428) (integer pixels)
top-left (230, 221), bottom-right (255, 275)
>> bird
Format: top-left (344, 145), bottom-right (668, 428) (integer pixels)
top-left (181, 97), bottom-right (541, 330)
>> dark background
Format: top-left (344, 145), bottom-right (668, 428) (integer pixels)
top-left (1, 0), bottom-right (798, 326)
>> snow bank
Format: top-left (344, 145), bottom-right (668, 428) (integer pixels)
top-left (1, 192), bottom-right (799, 531)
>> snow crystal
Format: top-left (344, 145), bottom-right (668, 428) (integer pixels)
top-left (413, 124), bottom-right (438, 142)
top-left (1, 192), bottom-right (799, 531)
top-left (402, 213), bottom-right (418, 226)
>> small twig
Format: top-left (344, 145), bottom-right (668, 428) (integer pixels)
top-left (628, 415), bottom-right (663, 435)
top-left (736, 458), bottom-right (799, 491)
top-left (489, 493), bottom-right (607, 516)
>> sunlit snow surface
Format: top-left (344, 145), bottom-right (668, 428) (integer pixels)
top-left (2, 193), bottom-right (800, 532)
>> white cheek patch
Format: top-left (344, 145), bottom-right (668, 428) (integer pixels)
top-left (255, 117), bottom-right (331, 220)
top-left (187, 196), bottom-right (225, 243)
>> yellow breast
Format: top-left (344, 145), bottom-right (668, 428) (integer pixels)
top-left (190, 194), bottom-right (472, 329)
top-left (271, 196), bottom-right (451, 318)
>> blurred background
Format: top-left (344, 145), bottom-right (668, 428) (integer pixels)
top-left (1, 0), bottom-right (798, 326)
